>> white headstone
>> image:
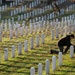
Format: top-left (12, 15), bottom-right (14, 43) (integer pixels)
top-left (21, 15), bottom-right (23, 20)
top-left (70, 45), bottom-right (74, 58)
top-left (52, 56), bottom-right (56, 71)
top-left (34, 25), bottom-right (37, 33)
top-left (10, 3), bottom-right (13, 7)
top-left (38, 63), bottom-right (42, 75)
top-left (14, 10), bottom-right (16, 15)
top-left (30, 67), bottom-right (35, 75)
top-left (11, 10), bottom-right (13, 16)
top-left (18, 15), bottom-right (20, 21)
top-left (38, 23), bottom-right (41, 33)
top-left (22, 21), bottom-right (25, 28)
top-left (2, 6), bottom-right (4, 11)
top-left (15, 29), bottom-right (18, 38)
top-left (9, 23), bottom-right (12, 30)
top-left (13, 2), bottom-right (15, 6)
top-left (58, 52), bottom-right (62, 66)
top-left (56, 28), bottom-right (59, 38)
top-left (30, 24), bottom-right (33, 34)
top-left (64, 26), bottom-right (68, 36)
top-left (25, 26), bottom-right (28, 35)
top-left (4, 23), bottom-right (7, 32)
top-left (19, 7), bottom-right (22, 13)
top-left (60, 26), bottom-right (63, 36)
top-left (11, 17), bottom-right (14, 25)
top-left (24, 14), bottom-right (26, 19)
top-left (20, 27), bottom-right (23, 36)
top-left (16, 8), bottom-right (18, 14)
top-left (5, 5), bottom-right (7, 10)
top-left (18, 43), bottom-right (22, 55)
top-left (8, 18), bottom-right (11, 24)
top-left (43, 23), bottom-right (45, 31)
top-left (46, 59), bottom-right (50, 74)
top-left (10, 30), bottom-right (13, 39)
top-left (24, 40), bottom-right (28, 52)
top-left (30, 38), bottom-right (34, 49)
top-left (41, 34), bottom-right (45, 44)
top-left (22, 6), bottom-right (24, 12)
top-left (27, 13), bottom-right (29, 18)
top-left (24, 5), bottom-right (26, 11)
top-left (4, 48), bottom-right (8, 61)
top-left (47, 25), bottom-right (50, 31)
top-left (36, 35), bottom-right (39, 47)
top-left (11, 45), bottom-right (15, 58)
top-left (51, 29), bottom-right (54, 40)
top-left (15, 0), bottom-right (18, 5)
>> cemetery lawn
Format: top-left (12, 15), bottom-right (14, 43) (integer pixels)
top-left (0, 30), bottom-right (75, 75)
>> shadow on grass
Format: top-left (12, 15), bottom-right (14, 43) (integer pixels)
top-left (57, 69), bottom-right (75, 73)
top-left (0, 69), bottom-right (30, 74)
top-left (62, 65), bottom-right (75, 68)
top-left (0, 63), bottom-right (28, 68)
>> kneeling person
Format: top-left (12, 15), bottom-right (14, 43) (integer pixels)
top-left (50, 34), bottom-right (74, 54)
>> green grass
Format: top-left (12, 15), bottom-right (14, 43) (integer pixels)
top-left (0, 1), bottom-right (75, 75)
top-left (0, 28), bottom-right (75, 75)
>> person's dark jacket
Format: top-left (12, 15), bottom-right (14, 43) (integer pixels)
top-left (58, 35), bottom-right (72, 46)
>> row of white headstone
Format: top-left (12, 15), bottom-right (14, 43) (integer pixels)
top-left (10, 5), bottom-right (26, 16)
top-left (29, 0), bottom-right (41, 8)
top-left (29, 0), bottom-right (66, 9)
top-left (5, 9), bottom-right (75, 24)
top-left (62, 15), bottom-right (75, 21)
top-left (17, 6), bottom-right (74, 23)
top-left (10, 0), bottom-right (58, 20)
top-left (0, 21), bottom-right (47, 41)
top-left (10, 3), bottom-right (52, 17)
top-left (66, 4), bottom-right (75, 13)
top-left (1, 17), bottom-right (75, 31)
top-left (0, 4), bottom-right (7, 12)
top-left (0, 0), bottom-right (71, 24)
top-left (10, 0), bottom-right (23, 8)
top-left (30, 45), bottom-right (74, 75)
top-left (0, 18), bottom-right (75, 40)
top-left (56, 0), bottom-right (67, 5)
top-left (30, 53), bottom-right (62, 75)
top-left (2, 34), bottom-right (45, 61)
top-left (0, 0), bottom-right (72, 23)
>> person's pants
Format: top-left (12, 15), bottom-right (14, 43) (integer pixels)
top-left (58, 46), bottom-right (63, 53)
top-left (58, 46), bottom-right (70, 53)
top-left (64, 46), bottom-right (70, 53)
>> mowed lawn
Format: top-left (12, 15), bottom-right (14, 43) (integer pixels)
top-left (0, 30), bottom-right (75, 75)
